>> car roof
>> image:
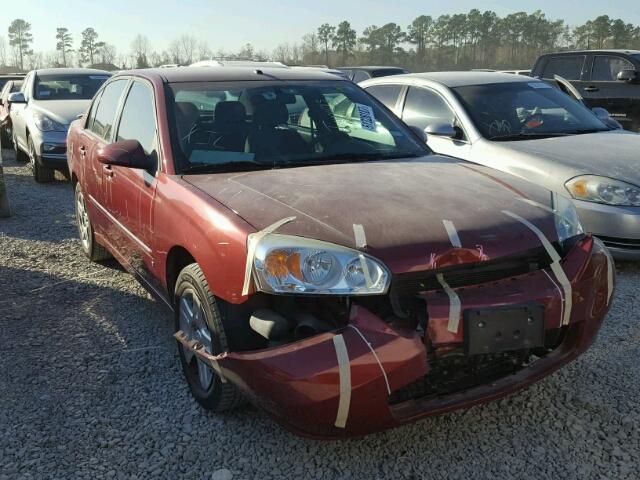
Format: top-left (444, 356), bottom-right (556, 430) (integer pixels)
top-left (338, 66), bottom-right (406, 71)
top-left (33, 68), bottom-right (110, 76)
top-left (382, 71), bottom-right (534, 88)
top-left (539, 49), bottom-right (640, 56)
top-left (115, 66), bottom-right (343, 83)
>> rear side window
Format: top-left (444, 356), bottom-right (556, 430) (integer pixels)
top-left (542, 56), bottom-right (586, 80)
top-left (365, 84), bottom-right (402, 111)
top-left (116, 81), bottom-right (158, 164)
top-left (90, 79), bottom-right (128, 140)
top-left (592, 56), bottom-right (634, 81)
top-left (352, 70), bottom-right (370, 83)
top-left (402, 87), bottom-right (455, 131)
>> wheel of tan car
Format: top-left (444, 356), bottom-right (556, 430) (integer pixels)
top-left (28, 137), bottom-right (55, 183)
top-left (74, 182), bottom-right (111, 262)
top-left (175, 263), bottom-right (243, 412)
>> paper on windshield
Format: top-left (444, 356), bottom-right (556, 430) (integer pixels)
top-left (528, 82), bottom-right (552, 89)
top-left (355, 103), bottom-right (377, 132)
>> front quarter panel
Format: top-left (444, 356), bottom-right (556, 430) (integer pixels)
top-left (152, 174), bottom-right (255, 304)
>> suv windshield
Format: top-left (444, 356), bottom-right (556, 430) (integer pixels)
top-left (168, 80), bottom-right (428, 173)
top-left (34, 74), bottom-right (109, 100)
top-left (452, 81), bottom-right (610, 141)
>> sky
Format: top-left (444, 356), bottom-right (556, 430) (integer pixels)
top-left (3, 0), bottom-right (640, 57)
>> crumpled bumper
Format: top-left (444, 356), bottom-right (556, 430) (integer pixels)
top-left (204, 236), bottom-right (613, 438)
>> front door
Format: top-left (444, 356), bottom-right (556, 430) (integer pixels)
top-left (102, 80), bottom-right (160, 287)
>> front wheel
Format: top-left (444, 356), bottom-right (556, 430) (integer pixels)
top-left (75, 182), bottom-right (111, 262)
top-left (29, 137), bottom-right (55, 183)
top-left (175, 263), bottom-right (243, 412)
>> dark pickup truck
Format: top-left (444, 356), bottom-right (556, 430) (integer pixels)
top-left (531, 49), bottom-right (640, 131)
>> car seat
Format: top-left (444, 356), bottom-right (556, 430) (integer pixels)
top-left (246, 101), bottom-right (310, 159)
top-left (212, 101), bottom-right (247, 152)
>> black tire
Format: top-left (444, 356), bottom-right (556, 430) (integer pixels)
top-left (175, 263), bottom-right (244, 412)
top-left (0, 126), bottom-right (9, 148)
top-left (74, 182), bottom-right (111, 262)
top-left (29, 137), bottom-right (55, 183)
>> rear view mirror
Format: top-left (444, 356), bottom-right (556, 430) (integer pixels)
top-left (7, 92), bottom-right (26, 104)
top-left (425, 123), bottom-right (457, 138)
top-left (97, 140), bottom-right (154, 170)
top-left (617, 69), bottom-right (640, 83)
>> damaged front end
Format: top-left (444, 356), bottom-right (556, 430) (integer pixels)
top-left (176, 227), bottom-right (613, 439)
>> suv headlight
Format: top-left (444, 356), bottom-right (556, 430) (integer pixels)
top-left (553, 193), bottom-right (584, 244)
top-left (253, 234), bottom-right (390, 295)
top-left (566, 175), bottom-right (640, 207)
top-left (33, 112), bottom-right (65, 132)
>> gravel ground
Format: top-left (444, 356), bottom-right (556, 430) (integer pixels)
top-left (1, 147), bottom-right (639, 480)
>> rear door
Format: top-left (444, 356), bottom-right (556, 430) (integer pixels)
top-left (586, 54), bottom-right (640, 130)
top-left (11, 72), bottom-right (32, 150)
top-left (102, 79), bottom-right (160, 281)
top-left (539, 55), bottom-right (589, 103)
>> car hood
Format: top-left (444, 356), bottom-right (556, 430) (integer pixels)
top-left (30, 99), bottom-right (91, 126)
top-left (184, 157), bottom-right (560, 274)
top-left (500, 130), bottom-right (640, 184)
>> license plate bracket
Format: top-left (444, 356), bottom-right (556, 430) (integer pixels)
top-left (464, 303), bottom-right (545, 355)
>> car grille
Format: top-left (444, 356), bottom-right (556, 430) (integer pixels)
top-left (597, 235), bottom-right (640, 251)
top-left (390, 247), bottom-right (552, 296)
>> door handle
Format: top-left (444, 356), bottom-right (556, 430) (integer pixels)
top-left (103, 164), bottom-right (114, 178)
top-left (584, 86), bottom-right (599, 92)
top-left (79, 145), bottom-right (87, 157)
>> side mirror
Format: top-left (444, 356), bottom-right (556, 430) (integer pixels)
top-left (617, 69), bottom-right (640, 83)
top-left (7, 92), bottom-right (26, 104)
top-left (425, 122), bottom-right (457, 138)
top-left (409, 125), bottom-right (427, 142)
top-left (592, 107), bottom-right (612, 121)
top-left (97, 140), bottom-right (154, 170)
top-left (0, 98), bottom-right (3, 106)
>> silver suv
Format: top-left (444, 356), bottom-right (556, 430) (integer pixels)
top-left (9, 68), bottom-right (109, 182)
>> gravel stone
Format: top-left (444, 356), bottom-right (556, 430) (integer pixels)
top-left (1, 148), bottom-right (639, 479)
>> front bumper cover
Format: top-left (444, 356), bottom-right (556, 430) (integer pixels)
top-left (180, 236), bottom-right (612, 439)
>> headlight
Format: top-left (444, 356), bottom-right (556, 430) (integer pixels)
top-left (552, 193), bottom-right (584, 244)
top-left (33, 112), bottom-right (65, 132)
top-left (566, 175), bottom-right (640, 207)
top-left (253, 234), bottom-right (390, 295)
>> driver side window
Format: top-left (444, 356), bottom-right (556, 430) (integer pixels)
top-left (402, 87), bottom-right (456, 131)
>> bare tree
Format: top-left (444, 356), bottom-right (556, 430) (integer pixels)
top-left (168, 39), bottom-right (182, 64)
top-left (131, 34), bottom-right (150, 67)
top-left (97, 43), bottom-right (117, 64)
top-left (0, 36), bottom-right (8, 67)
top-left (197, 41), bottom-right (211, 61)
top-left (179, 35), bottom-right (198, 64)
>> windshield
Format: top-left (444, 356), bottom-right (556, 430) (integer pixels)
top-left (167, 80), bottom-right (428, 173)
top-left (33, 74), bottom-right (110, 100)
top-left (452, 82), bottom-right (610, 140)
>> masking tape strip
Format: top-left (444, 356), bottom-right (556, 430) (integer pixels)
top-left (347, 324), bottom-right (391, 395)
top-left (358, 253), bottom-right (373, 288)
top-left (519, 196), bottom-right (582, 230)
top-left (436, 273), bottom-right (461, 334)
top-left (333, 334), bottom-right (351, 429)
top-left (241, 216), bottom-right (296, 296)
top-left (542, 270), bottom-right (565, 328)
top-left (442, 220), bottom-right (462, 248)
top-left (503, 210), bottom-right (572, 326)
top-left (353, 224), bottom-right (368, 249)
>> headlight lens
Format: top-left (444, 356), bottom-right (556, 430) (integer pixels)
top-left (566, 175), bottom-right (640, 207)
top-left (253, 234), bottom-right (390, 295)
top-left (553, 193), bottom-right (584, 244)
top-left (33, 112), bottom-right (65, 132)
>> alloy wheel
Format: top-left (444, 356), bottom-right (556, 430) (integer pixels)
top-left (178, 288), bottom-right (214, 390)
top-left (75, 189), bottom-right (91, 252)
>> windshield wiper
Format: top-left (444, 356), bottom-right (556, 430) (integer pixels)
top-left (180, 160), bottom-right (273, 174)
top-left (284, 151), bottom-right (423, 165)
top-left (489, 132), bottom-right (573, 141)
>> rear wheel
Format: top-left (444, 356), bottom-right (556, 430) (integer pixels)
top-left (175, 263), bottom-right (243, 412)
top-left (29, 137), bottom-right (54, 183)
top-left (0, 125), bottom-right (10, 148)
top-left (75, 182), bottom-right (111, 262)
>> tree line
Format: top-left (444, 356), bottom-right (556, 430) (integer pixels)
top-left (1, 11), bottom-right (639, 72)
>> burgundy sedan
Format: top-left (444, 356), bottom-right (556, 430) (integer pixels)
top-left (67, 67), bottom-right (613, 439)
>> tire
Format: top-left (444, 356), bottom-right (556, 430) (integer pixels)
top-left (74, 182), bottom-right (111, 262)
top-left (0, 125), bottom-right (9, 148)
top-left (175, 263), bottom-right (244, 412)
top-left (29, 137), bottom-right (55, 183)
